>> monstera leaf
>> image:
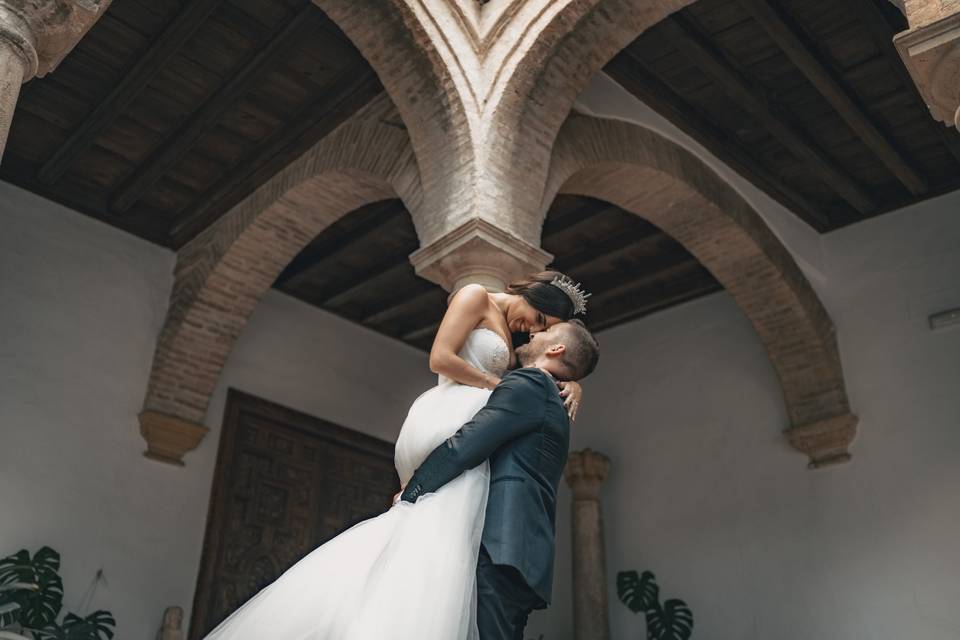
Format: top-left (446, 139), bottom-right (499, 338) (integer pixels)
top-left (617, 570), bottom-right (660, 614)
top-left (645, 598), bottom-right (694, 640)
top-left (0, 548), bottom-right (63, 629)
top-left (36, 611), bottom-right (115, 640)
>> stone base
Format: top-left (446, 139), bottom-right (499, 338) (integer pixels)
top-left (139, 410), bottom-right (209, 466)
top-left (410, 218), bottom-right (552, 292)
top-left (785, 413), bottom-right (858, 469)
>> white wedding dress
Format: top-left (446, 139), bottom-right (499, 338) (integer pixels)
top-left (203, 328), bottom-right (510, 640)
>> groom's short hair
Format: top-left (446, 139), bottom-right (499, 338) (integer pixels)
top-left (556, 319), bottom-right (599, 381)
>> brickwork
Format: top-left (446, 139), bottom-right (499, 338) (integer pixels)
top-left (140, 116), bottom-right (421, 461)
top-left (547, 115), bottom-right (857, 465)
top-left (136, 4), bottom-right (858, 467)
top-left (313, 1), bottom-right (698, 247)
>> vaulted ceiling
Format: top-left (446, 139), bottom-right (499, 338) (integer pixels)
top-left (1, 0), bottom-right (956, 350)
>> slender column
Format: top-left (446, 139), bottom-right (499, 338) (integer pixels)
top-left (564, 448), bottom-right (612, 640)
top-left (0, 4), bottom-right (36, 159)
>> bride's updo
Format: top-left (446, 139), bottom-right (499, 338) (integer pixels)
top-left (507, 270), bottom-right (578, 320)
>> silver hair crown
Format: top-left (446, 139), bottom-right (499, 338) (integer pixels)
top-left (550, 275), bottom-right (591, 315)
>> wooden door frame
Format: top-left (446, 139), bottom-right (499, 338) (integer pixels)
top-left (188, 388), bottom-right (396, 639)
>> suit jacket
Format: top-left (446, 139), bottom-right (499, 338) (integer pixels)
top-left (400, 367), bottom-right (570, 605)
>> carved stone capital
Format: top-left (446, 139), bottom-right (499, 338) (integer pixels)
top-left (139, 410), bottom-right (209, 467)
top-left (785, 413), bottom-right (858, 469)
top-left (895, 11), bottom-right (960, 128)
top-left (409, 218), bottom-right (552, 292)
top-left (0, 0), bottom-right (111, 80)
top-left (564, 448), bottom-right (611, 500)
top-left (0, 4), bottom-right (37, 78)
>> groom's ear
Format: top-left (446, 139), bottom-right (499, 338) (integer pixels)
top-left (545, 343), bottom-right (566, 358)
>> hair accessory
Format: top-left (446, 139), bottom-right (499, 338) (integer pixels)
top-left (550, 275), bottom-right (591, 315)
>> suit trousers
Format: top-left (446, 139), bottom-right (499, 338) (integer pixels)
top-left (476, 545), bottom-right (544, 640)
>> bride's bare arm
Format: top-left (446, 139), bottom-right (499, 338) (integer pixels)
top-left (429, 284), bottom-right (502, 390)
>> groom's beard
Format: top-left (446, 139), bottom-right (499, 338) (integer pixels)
top-left (514, 342), bottom-right (539, 367)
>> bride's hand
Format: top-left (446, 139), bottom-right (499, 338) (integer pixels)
top-left (557, 380), bottom-right (583, 421)
top-left (393, 483), bottom-right (406, 506)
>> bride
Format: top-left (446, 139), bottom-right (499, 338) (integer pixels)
top-left (202, 271), bottom-right (586, 639)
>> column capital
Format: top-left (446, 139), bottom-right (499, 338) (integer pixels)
top-left (785, 412), bottom-right (858, 469)
top-left (140, 410), bottom-right (209, 467)
top-left (409, 217), bottom-right (552, 292)
top-left (0, 0), bottom-right (111, 81)
top-left (564, 448), bottom-right (611, 500)
top-left (0, 4), bottom-right (37, 79)
top-left (894, 9), bottom-right (960, 128)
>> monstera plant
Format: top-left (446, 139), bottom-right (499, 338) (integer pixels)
top-left (617, 569), bottom-right (694, 640)
top-left (0, 547), bottom-right (114, 640)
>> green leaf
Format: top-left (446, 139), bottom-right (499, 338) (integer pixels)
top-left (645, 598), bottom-right (694, 640)
top-left (55, 610), bottom-right (115, 640)
top-left (0, 548), bottom-right (63, 629)
top-left (617, 570), bottom-right (660, 613)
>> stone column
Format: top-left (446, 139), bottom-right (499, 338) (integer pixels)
top-left (894, 1), bottom-right (960, 130)
top-left (564, 448), bottom-right (612, 640)
top-left (0, 0), bottom-right (113, 160)
top-left (409, 218), bottom-right (552, 292)
top-left (0, 3), bottom-right (36, 159)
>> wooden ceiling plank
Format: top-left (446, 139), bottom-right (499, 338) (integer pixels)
top-left (550, 226), bottom-right (665, 273)
top-left (36, 0), bottom-right (227, 185)
top-left (109, 4), bottom-right (318, 214)
top-left (586, 255), bottom-right (708, 306)
top-left (362, 288), bottom-right (441, 327)
top-left (402, 321), bottom-right (441, 344)
top-left (321, 257), bottom-right (415, 308)
top-left (855, 0), bottom-right (960, 166)
top-left (605, 53), bottom-right (834, 230)
top-left (659, 16), bottom-right (875, 214)
top-left (739, 0), bottom-right (927, 195)
top-left (588, 276), bottom-right (723, 332)
top-left (276, 201), bottom-right (406, 286)
top-left (169, 66), bottom-right (381, 245)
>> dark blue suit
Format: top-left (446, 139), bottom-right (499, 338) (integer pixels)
top-left (400, 368), bottom-right (570, 638)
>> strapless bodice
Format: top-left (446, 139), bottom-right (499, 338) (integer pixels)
top-left (438, 328), bottom-right (510, 385)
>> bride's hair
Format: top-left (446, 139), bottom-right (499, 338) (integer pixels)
top-left (506, 270), bottom-right (577, 320)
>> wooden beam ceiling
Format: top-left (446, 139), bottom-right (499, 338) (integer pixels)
top-left (110, 4), bottom-right (318, 214)
top-left (854, 0), bottom-right (960, 165)
top-left (168, 66), bottom-right (382, 245)
top-left (37, 0), bottom-right (227, 185)
top-left (276, 199), bottom-right (404, 287)
top-left (604, 54), bottom-right (833, 230)
top-left (738, 0), bottom-right (927, 196)
top-left (659, 15), bottom-right (876, 214)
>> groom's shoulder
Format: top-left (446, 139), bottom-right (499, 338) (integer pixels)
top-left (502, 368), bottom-right (554, 393)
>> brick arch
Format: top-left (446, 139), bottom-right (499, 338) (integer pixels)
top-left (546, 115), bottom-right (857, 468)
top-left (314, 0), bottom-right (474, 241)
top-left (490, 0), bottom-right (699, 235)
top-left (139, 121), bottom-right (422, 465)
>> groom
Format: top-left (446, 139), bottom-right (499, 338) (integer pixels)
top-left (400, 319), bottom-right (600, 639)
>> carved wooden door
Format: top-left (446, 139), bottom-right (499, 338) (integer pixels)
top-left (189, 389), bottom-right (399, 639)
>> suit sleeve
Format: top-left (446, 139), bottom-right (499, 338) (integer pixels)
top-left (400, 368), bottom-right (550, 502)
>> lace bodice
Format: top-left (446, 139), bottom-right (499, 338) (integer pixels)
top-left (438, 328), bottom-right (510, 385)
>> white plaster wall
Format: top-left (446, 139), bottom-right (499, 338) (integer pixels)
top-left (526, 162), bottom-right (960, 639)
top-left (0, 181), bottom-right (435, 639)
